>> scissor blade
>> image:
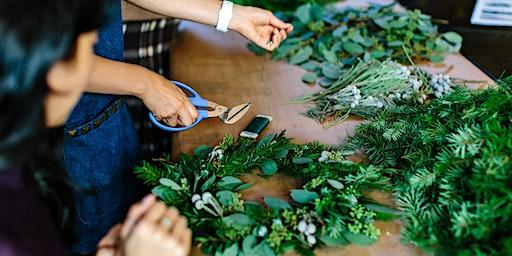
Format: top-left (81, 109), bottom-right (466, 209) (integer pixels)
top-left (221, 103), bottom-right (251, 124)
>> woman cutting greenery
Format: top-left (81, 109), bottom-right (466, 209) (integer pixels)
top-left (64, 0), bottom-right (292, 253)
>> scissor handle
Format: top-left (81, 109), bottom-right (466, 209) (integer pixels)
top-left (149, 80), bottom-right (209, 132)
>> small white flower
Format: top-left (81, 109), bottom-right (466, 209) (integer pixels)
top-left (195, 200), bottom-right (205, 210)
top-left (298, 221), bottom-right (307, 233)
top-left (319, 151), bottom-right (331, 162)
top-left (307, 235), bottom-right (316, 245)
top-left (191, 194), bottom-right (201, 203)
top-left (421, 94), bottom-right (427, 100)
top-left (350, 103), bottom-right (356, 108)
top-left (202, 192), bottom-right (213, 202)
top-left (377, 102), bottom-right (384, 108)
top-left (258, 226), bottom-right (268, 237)
top-left (306, 223), bottom-right (317, 235)
top-left (418, 98), bottom-right (424, 104)
top-left (273, 219), bottom-right (283, 226)
top-left (395, 93), bottom-right (401, 99)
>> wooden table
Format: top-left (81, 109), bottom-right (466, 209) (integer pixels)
top-left (169, 1), bottom-right (493, 255)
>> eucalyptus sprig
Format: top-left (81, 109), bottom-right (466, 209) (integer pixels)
top-left (135, 133), bottom-right (395, 256)
top-left (249, 3), bottom-right (463, 86)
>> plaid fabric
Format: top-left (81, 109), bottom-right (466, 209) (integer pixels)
top-left (123, 18), bottom-right (180, 158)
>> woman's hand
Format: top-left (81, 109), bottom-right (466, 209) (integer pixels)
top-left (96, 195), bottom-right (192, 256)
top-left (121, 195), bottom-right (192, 256)
top-left (229, 5), bottom-right (293, 51)
top-left (139, 72), bottom-right (198, 127)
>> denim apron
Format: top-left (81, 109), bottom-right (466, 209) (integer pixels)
top-left (63, 1), bottom-right (142, 253)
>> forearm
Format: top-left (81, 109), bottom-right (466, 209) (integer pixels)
top-left (127, 0), bottom-right (222, 27)
top-left (86, 55), bottom-right (153, 97)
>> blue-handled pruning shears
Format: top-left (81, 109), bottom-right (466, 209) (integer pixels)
top-left (149, 81), bottom-right (251, 132)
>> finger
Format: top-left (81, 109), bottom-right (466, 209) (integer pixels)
top-left (280, 29), bottom-right (287, 40)
top-left (98, 224), bottom-right (122, 247)
top-left (181, 228), bottom-right (193, 254)
top-left (165, 116), bottom-right (178, 127)
top-left (121, 194), bottom-right (156, 238)
top-left (177, 105), bottom-right (194, 126)
top-left (143, 201), bottom-right (167, 224)
top-left (97, 224), bottom-right (122, 256)
top-left (186, 101), bottom-right (198, 120)
top-left (285, 24), bottom-right (294, 34)
top-left (270, 32), bottom-right (281, 51)
top-left (269, 13), bottom-right (288, 29)
top-left (158, 207), bottom-right (179, 232)
top-left (170, 215), bottom-right (188, 237)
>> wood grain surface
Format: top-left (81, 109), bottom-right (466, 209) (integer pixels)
top-left (169, 1), bottom-right (493, 255)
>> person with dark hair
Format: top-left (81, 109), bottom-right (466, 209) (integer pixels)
top-left (64, 0), bottom-right (293, 253)
top-left (0, 0), bottom-right (191, 255)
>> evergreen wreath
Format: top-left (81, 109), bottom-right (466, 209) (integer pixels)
top-left (135, 132), bottom-right (397, 256)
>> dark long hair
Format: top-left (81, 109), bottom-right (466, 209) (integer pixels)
top-left (0, 0), bottom-right (107, 242)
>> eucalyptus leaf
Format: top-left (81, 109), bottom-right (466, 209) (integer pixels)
top-left (319, 77), bottom-right (335, 88)
top-left (223, 243), bottom-right (239, 256)
top-left (159, 178), bottom-right (182, 190)
top-left (242, 235), bottom-right (257, 253)
top-left (216, 190), bottom-right (236, 205)
top-left (320, 234), bottom-right (349, 246)
top-left (327, 179), bottom-right (344, 190)
top-left (322, 63), bottom-right (341, 79)
top-left (429, 55), bottom-right (443, 63)
top-left (235, 183), bottom-right (253, 192)
top-left (300, 61), bottom-right (320, 71)
top-left (223, 213), bottom-right (255, 227)
top-left (201, 175), bottom-right (216, 192)
top-left (332, 25), bottom-right (348, 37)
top-left (295, 5), bottom-right (311, 24)
top-left (342, 231), bottom-right (377, 246)
top-left (302, 72), bottom-right (318, 84)
top-left (274, 148), bottom-right (290, 159)
top-left (217, 176), bottom-right (243, 190)
top-left (264, 196), bottom-right (292, 211)
top-left (289, 46), bottom-right (313, 65)
top-left (310, 4), bottom-right (324, 21)
top-left (322, 49), bottom-right (338, 63)
top-left (260, 159), bottom-right (278, 175)
top-left (343, 41), bottom-right (364, 55)
top-left (193, 145), bottom-right (211, 158)
top-left (290, 189), bottom-right (318, 204)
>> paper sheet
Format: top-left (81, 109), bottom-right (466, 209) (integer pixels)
top-left (471, 0), bottom-right (512, 26)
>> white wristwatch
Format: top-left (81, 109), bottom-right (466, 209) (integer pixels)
top-left (216, 1), bottom-right (234, 32)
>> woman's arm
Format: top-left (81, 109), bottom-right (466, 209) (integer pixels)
top-left (126, 0), bottom-right (293, 51)
top-left (87, 55), bottom-right (198, 126)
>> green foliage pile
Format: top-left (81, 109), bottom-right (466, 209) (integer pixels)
top-left (135, 133), bottom-right (396, 256)
top-left (249, 3), bottom-right (462, 86)
top-left (231, 0), bottom-right (338, 12)
top-left (347, 77), bottom-right (512, 255)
